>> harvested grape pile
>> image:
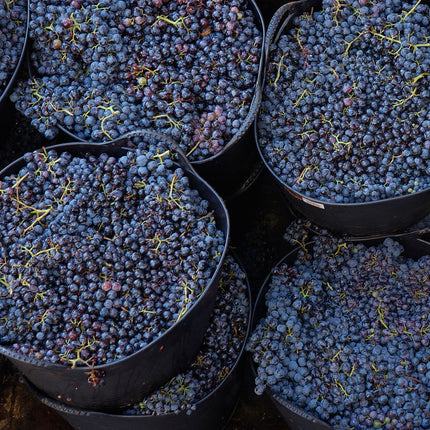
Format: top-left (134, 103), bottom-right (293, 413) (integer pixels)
top-left (257, 0), bottom-right (430, 203)
top-left (247, 220), bottom-right (430, 429)
top-left (0, 142), bottom-right (225, 367)
top-left (124, 253), bottom-right (249, 416)
top-left (0, 0), bottom-right (27, 97)
top-left (11, 0), bottom-right (262, 161)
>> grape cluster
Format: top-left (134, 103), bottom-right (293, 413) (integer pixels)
top-left (124, 253), bottom-right (249, 416)
top-left (0, 0), bottom-right (27, 98)
top-left (0, 141), bottom-right (225, 367)
top-left (11, 0), bottom-right (262, 161)
top-left (257, 0), bottom-right (430, 203)
top-left (247, 222), bottom-right (430, 429)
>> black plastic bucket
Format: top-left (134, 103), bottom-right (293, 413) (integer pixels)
top-left (23, 251), bottom-right (252, 430)
top-left (255, 0), bottom-right (430, 237)
top-left (249, 234), bottom-right (430, 430)
top-left (23, 0), bottom-right (266, 201)
top-left (186, 0), bottom-right (267, 200)
top-left (0, 354), bottom-right (7, 377)
top-left (248, 244), bottom-right (334, 430)
top-left (0, 0), bottom-right (29, 106)
top-left (0, 130), bottom-right (230, 411)
top-left (0, 0), bottom-right (29, 132)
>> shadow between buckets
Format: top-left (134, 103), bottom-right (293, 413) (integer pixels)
top-left (254, 0), bottom-right (430, 237)
top-left (25, 0), bottom-right (266, 201)
top-left (0, 130), bottom-right (230, 412)
top-left (248, 235), bottom-right (430, 430)
top-left (22, 251), bottom-right (252, 430)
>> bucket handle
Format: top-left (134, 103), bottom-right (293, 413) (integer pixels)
top-left (287, 206), bottom-right (430, 244)
top-left (264, 0), bottom-right (321, 77)
top-left (343, 227), bottom-right (430, 244)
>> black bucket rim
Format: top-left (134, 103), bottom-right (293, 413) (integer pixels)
top-left (24, 250), bottom-right (252, 423)
top-left (249, 235), bottom-right (430, 430)
top-left (0, 133), bottom-right (230, 373)
top-left (253, 0), bottom-right (430, 231)
top-left (0, 0), bottom-right (30, 105)
top-left (24, 0), bottom-right (266, 166)
top-left (255, 123), bottom-right (430, 209)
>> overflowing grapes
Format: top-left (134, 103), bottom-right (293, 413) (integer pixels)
top-left (10, 0), bottom-right (262, 161)
top-left (247, 220), bottom-right (430, 429)
top-left (0, 141), bottom-right (225, 367)
top-left (124, 253), bottom-right (249, 416)
top-left (257, 0), bottom-right (430, 203)
top-left (0, 0), bottom-right (27, 98)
